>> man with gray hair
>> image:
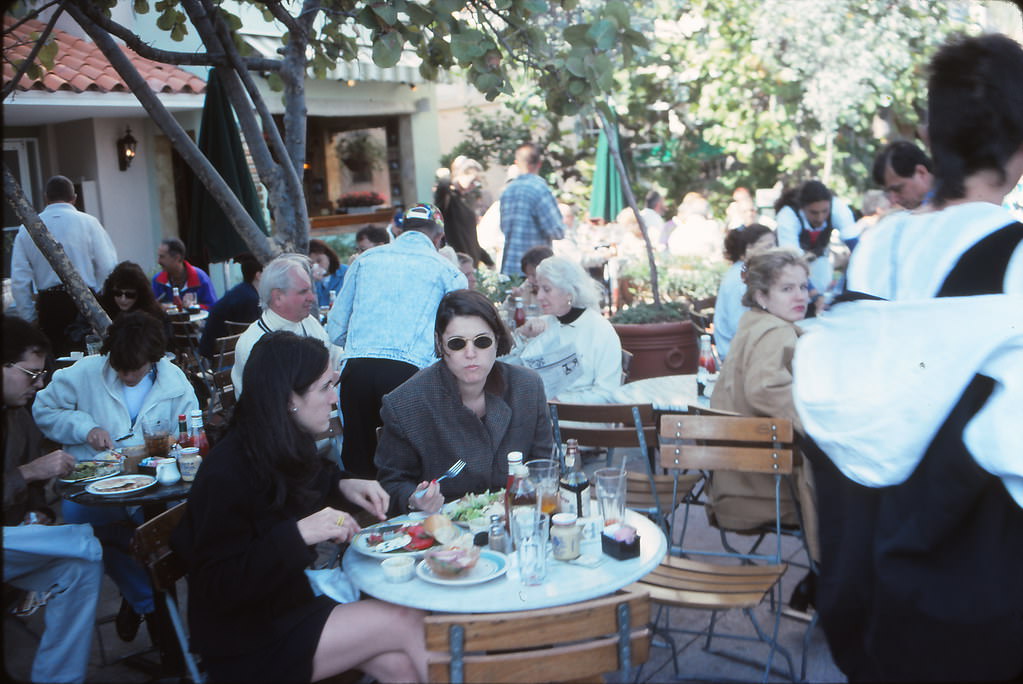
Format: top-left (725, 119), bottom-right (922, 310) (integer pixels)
top-left (231, 254), bottom-right (340, 396)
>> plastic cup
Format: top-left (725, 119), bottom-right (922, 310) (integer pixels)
top-left (142, 417), bottom-right (171, 459)
top-left (527, 459), bottom-right (560, 515)
top-left (121, 445), bottom-right (146, 474)
top-left (594, 468), bottom-right (627, 527)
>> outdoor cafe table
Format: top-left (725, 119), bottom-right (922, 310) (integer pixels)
top-left (343, 509), bottom-right (666, 613)
top-left (610, 373), bottom-right (708, 412)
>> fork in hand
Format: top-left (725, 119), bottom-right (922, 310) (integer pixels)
top-left (413, 459), bottom-right (466, 498)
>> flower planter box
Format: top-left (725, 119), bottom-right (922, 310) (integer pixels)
top-left (613, 320), bottom-right (698, 380)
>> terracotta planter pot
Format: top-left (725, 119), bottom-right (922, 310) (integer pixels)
top-left (613, 320), bottom-right (698, 381)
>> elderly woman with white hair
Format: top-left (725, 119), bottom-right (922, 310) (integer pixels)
top-left (504, 256), bottom-right (622, 403)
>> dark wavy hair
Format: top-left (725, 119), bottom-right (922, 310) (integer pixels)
top-left (723, 224), bottom-right (775, 263)
top-left (100, 311), bottom-right (166, 372)
top-left (99, 261), bottom-right (166, 322)
top-left (308, 239), bottom-right (341, 275)
top-left (234, 332), bottom-right (332, 512)
top-left (3, 315), bottom-right (51, 364)
top-left (435, 289), bottom-right (512, 357)
top-left (927, 33), bottom-right (1023, 206)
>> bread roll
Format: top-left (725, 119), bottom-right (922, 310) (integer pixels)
top-left (423, 513), bottom-right (460, 545)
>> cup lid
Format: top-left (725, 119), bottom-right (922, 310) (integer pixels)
top-left (552, 513), bottom-right (578, 526)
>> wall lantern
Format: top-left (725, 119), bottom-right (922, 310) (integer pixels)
top-left (117, 126), bottom-right (137, 171)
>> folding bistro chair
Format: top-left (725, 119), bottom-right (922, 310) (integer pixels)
top-left (168, 312), bottom-right (215, 409)
top-left (130, 502), bottom-right (205, 683)
top-left (548, 400), bottom-right (691, 531)
top-left (630, 414), bottom-right (796, 683)
top-left (425, 591), bottom-right (650, 683)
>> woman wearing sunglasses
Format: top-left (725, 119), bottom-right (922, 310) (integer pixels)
top-left (375, 289), bottom-right (554, 515)
top-left (98, 261), bottom-right (169, 327)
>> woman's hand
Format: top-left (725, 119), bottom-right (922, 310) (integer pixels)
top-left (517, 318), bottom-right (547, 340)
top-left (338, 478), bottom-right (389, 521)
top-left (408, 480), bottom-right (444, 514)
top-left (86, 427), bottom-right (114, 451)
top-left (296, 507), bottom-right (360, 546)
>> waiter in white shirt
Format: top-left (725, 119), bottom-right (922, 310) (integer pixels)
top-left (10, 175), bottom-right (118, 357)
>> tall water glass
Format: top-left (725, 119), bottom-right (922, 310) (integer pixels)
top-left (594, 468), bottom-right (627, 527)
top-left (514, 512), bottom-right (549, 586)
top-left (527, 458), bottom-right (560, 516)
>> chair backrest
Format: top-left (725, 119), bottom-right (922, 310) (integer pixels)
top-left (212, 368), bottom-right (236, 413)
top-left (224, 320), bottom-right (251, 336)
top-left (659, 415), bottom-right (793, 475)
top-left (548, 402), bottom-right (657, 452)
top-left (131, 502), bottom-right (188, 593)
top-left (620, 349), bottom-right (634, 384)
top-left (213, 333), bottom-right (242, 373)
top-left (425, 591), bottom-right (650, 683)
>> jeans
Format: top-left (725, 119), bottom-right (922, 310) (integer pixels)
top-left (61, 500), bottom-right (155, 614)
top-left (3, 523), bottom-right (103, 684)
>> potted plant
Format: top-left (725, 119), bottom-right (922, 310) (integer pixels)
top-left (609, 257), bottom-right (726, 380)
top-left (335, 191), bottom-right (386, 214)
top-left (336, 132), bottom-right (385, 177)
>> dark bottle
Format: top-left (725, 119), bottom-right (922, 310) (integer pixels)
top-left (513, 297), bottom-right (526, 329)
top-left (558, 438), bottom-right (591, 517)
top-left (176, 414), bottom-right (190, 448)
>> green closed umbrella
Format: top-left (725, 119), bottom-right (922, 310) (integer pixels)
top-left (187, 67), bottom-right (269, 268)
top-left (589, 125), bottom-right (625, 222)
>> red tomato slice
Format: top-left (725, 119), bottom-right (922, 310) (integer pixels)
top-left (403, 524), bottom-right (435, 551)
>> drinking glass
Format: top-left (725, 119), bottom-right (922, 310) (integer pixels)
top-left (527, 458), bottom-right (560, 516)
top-left (514, 512), bottom-right (549, 586)
top-left (142, 416), bottom-right (171, 459)
top-left (85, 334), bottom-right (102, 356)
top-left (594, 468), bottom-right (627, 527)
top-left (182, 292), bottom-right (198, 310)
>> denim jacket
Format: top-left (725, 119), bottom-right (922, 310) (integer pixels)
top-left (327, 230), bottom-right (466, 368)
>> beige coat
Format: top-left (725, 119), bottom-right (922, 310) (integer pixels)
top-left (708, 308), bottom-right (819, 561)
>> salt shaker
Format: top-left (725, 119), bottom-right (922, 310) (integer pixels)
top-left (488, 514), bottom-right (508, 553)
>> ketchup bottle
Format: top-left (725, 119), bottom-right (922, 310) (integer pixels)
top-left (188, 409), bottom-right (210, 457)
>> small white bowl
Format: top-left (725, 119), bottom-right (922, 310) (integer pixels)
top-left (381, 556), bottom-right (415, 583)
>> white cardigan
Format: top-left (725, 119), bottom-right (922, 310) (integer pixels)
top-left (33, 355), bottom-right (199, 461)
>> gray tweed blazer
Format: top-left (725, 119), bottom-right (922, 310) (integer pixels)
top-left (375, 360), bottom-right (554, 515)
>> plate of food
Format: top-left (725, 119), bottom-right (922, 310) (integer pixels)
top-left (85, 474), bottom-right (156, 496)
top-left (351, 514), bottom-right (461, 559)
top-left (442, 490), bottom-right (504, 528)
top-left (416, 549), bottom-right (508, 586)
top-left (60, 459), bottom-right (122, 484)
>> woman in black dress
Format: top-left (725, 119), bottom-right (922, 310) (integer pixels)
top-left (172, 332), bottom-right (426, 683)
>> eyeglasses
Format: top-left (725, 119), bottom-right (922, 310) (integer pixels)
top-left (444, 334), bottom-right (495, 352)
top-left (6, 363), bottom-right (47, 383)
top-left (111, 289), bottom-right (138, 299)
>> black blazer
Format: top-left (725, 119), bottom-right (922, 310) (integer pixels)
top-left (375, 360), bottom-right (554, 515)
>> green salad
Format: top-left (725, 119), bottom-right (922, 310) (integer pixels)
top-left (446, 490), bottom-right (504, 522)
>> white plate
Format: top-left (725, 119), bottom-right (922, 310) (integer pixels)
top-left (85, 474), bottom-right (157, 496)
top-left (59, 459), bottom-right (122, 484)
top-left (416, 550), bottom-right (508, 586)
top-left (351, 521), bottom-right (435, 559)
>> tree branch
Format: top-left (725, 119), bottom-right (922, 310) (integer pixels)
top-left (1, 0), bottom-right (63, 35)
top-left (3, 163), bottom-right (112, 336)
top-left (69, 0), bottom-right (281, 71)
top-left (1, 5), bottom-right (65, 101)
top-left (262, 0), bottom-right (304, 38)
top-left (63, 1), bottom-right (280, 264)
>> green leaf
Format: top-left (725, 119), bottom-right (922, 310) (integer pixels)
top-left (451, 29), bottom-right (486, 61)
top-left (494, 0), bottom-right (512, 9)
top-left (37, 40), bottom-right (59, 69)
top-left (370, 3), bottom-right (398, 25)
top-left (266, 72), bottom-right (284, 92)
top-left (406, 3), bottom-right (434, 25)
top-left (568, 79), bottom-right (585, 96)
top-left (419, 61), bottom-right (438, 81)
top-left (474, 71), bottom-right (502, 93)
top-left (622, 28), bottom-right (648, 50)
top-left (170, 23), bottom-right (186, 42)
top-left (603, 1), bottom-right (630, 28)
top-left (563, 24), bottom-right (591, 47)
top-left (133, 0), bottom-right (149, 14)
top-left (372, 30), bottom-right (403, 68)
top-left (560, 0), bottom-right (579, 9)
top-left (565, 51), bottom-right (587, 77)
top-left (223, 11), bottom-right (242, 32)
top-left (522, 0), bottom-right (548, 14)
top-left (155, 11), bottom-right (174, 30)
top-left (24, 62), bottom-right (42, 81)
top-left (587, 19), bottom-right (616, 50)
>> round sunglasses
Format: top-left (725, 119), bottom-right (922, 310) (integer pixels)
top-left (111, 289), bottom-right (138, 299)
top-left (444, 334), bottom-right (495, 351)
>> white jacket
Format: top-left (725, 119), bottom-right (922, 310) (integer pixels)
top-left (505, 307), bottom-right (622, 403)
top-left (33, 356), bottom-right (199, 461)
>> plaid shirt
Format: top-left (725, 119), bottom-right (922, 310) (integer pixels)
top-left (499, 174), bottom-right (564, 275)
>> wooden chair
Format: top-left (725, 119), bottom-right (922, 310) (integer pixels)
top-left (625, 470), bottom-right (700, 544)
top-left (130, 502), bottom-right (205, 683)
top-left (168, 312), bottom-right (215, 408)
top-left (629, 415), bottom-right (796, 683)
top-left (549, 401), bottom-right (698, 545)
top-left (223, 320), bottom-right (250, 336)
top-left (212, 333), bottom-right (242, 374)
top-left (425, 591), bottom-right (651, 683)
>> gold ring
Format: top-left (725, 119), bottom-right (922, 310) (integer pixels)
top-left (335, 514), bottom-right (346, 527)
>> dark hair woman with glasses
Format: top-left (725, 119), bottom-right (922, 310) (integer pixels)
top-left (375, 289), bottom-right (554, 515)
top-left (98, 261), bottom-right (168, 325)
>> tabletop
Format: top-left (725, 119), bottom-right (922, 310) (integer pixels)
top-left (59, 477), bottom-right (191, 509)
top-left (343, 509), bottom-right (666, 613)
top-left (610, 373), bottom-right (711, 411)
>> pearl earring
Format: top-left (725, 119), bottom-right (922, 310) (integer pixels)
top-left (290, 406), bottom-right (298, 413)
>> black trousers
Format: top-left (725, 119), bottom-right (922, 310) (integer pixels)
top-left (338, 357), bottom-right (418, 478)
top-left (36, 288), bottom-right (80, 358)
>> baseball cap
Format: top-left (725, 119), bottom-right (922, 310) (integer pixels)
top-left (402, 203), bottom-right (445, 230)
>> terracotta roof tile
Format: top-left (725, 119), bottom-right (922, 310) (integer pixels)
top-left (3, 16), bottom-right (206, 95)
